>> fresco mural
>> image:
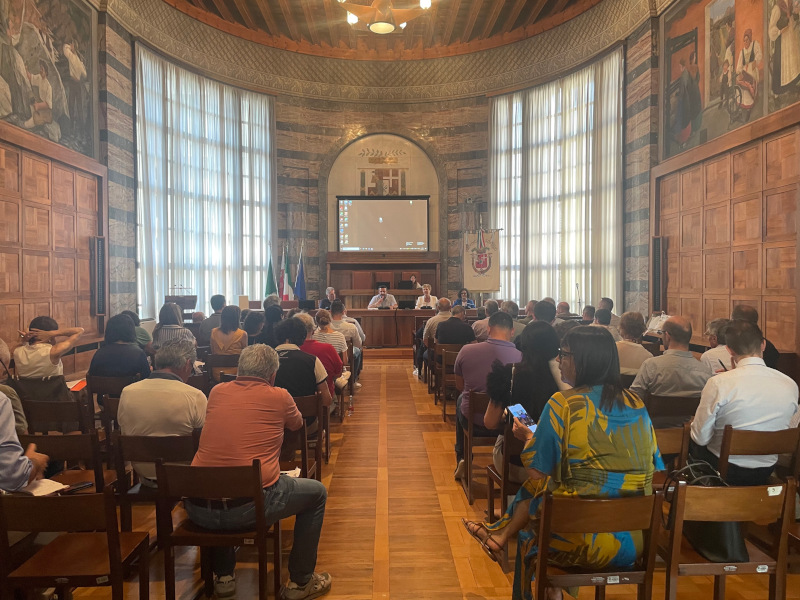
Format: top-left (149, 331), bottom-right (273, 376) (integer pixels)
top-left (663, 0), bottom-right (796, 158)
top-left (0, 0), bottom-right (95, 156)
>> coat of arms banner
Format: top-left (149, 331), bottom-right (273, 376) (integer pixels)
top-left (462, 229), bottom-right (500, 293)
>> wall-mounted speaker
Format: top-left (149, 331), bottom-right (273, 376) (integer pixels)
top-left (91, 236), bottom-right (106, 316)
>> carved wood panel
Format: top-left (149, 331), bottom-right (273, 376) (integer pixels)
top-left (0, 302), bottom-right (21, 348)
top-left (22, 155), bottom-right (50, 205)
top-left (52, 167), bottom-right (75, 209)
top-left (703, 295), bottom-right (730, 326)
top-left (764, 185), bottom-right (798, 242)
top-left (0, 199), bottom-right (19, 245)
top-left (679, 295), bottom-right (702, 336)
top-left (660, 173), bottom-right (680, 215)
top-left (764, 131), bottom-right (799, 188)
top-left (703, 249), bottom-right (730, 293)
top-left (77, 257), bottom-right (91, 294)
top-left (731, 195), bottom-right (761, 246)
top-left (0, 250), bottom-right (20, 295)
top-left (661, 214), bottom-right (680, 244)
top-left (23, 205), bottom-right (50, 249)
top-left (681, 167), bottom-right (702, 210)
top-left (763, 297), bottom-right (796, 351)
top-left (76, 215), bottom-right (97, 256)
top-left (679, 253), bottom-right (702, 293)
top-left (666, 252), bottom-right (680, 294)
top-left (0, 145), bottom-right (20, 196)
top-left (703, 202), bottom-right (729, 248)
top-left (23, 301), bottom-right (51, 328)
top-left (53, 211), bottom-right (76, 252)
top-left (764, 242), bottom-right (796, 293)
top-left (53, 255), bottom-right (76, 294)
top-left (732, 245), bottom-right (761, 294)
top-left (22, 252), bottom-right (50, 295)
top-left (680, 211), bottom-right (702, 250)
top-left (731, 143), bottom-right (761, 198)
top-left (76, 174), bottom-right (98, 215)
top-left (704, 154), bottom-right (730, 204)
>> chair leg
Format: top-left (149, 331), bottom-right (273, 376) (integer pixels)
top-left (273, 525), bottom-right (283, 600)
top-left (120, 499), bottom-right (133, 532)
top-left (487, 475), bottom-right (495, 521)
top-left (665, 571), bottom-right (678, 600)
top-left (441, 390), bottom-right (447, 422)
top-left (713, 575), bottom-right (725, 600)
top-left (465, 438), bottom-right (474, 505)
top-left (323, 412), bottom-right (330, 465)
top-left (258, 542), bottom-right (268, 600)
top-left (138, 544), bottom-right (150, 600)
top-left (201, 548), bottom-right (214, 597)
top-left (164, 545), bottom-right (177, 600)
top-left (595, 585), bottom-right (606, 600)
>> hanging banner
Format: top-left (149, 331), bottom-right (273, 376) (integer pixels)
top-left (463, 229), bottom-right (500, 293)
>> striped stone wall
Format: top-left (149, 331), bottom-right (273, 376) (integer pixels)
top-left (98, 14), bottom-right (137, 315)
top-left (623, 19), bottom-right (660, 315)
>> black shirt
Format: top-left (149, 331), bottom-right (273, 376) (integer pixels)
top-left (764, 339), bottom-right (780, 369)
top-left (319, 298), bottom-right (332, 310)
top-left (274, 348), bottom-right (320, 397)
top-left (88, 342), bottom-right (151, 380)
top-left (436, 317), bottom-right (476, 345)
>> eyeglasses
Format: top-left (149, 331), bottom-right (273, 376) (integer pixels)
top-left (558, 349), bottom-right (573, 359)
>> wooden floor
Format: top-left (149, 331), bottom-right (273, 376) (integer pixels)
top-left (78, 356), bottom-right (800, 600)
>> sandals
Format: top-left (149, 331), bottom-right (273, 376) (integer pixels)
top-left (461, 518), bottom-right (506, 564)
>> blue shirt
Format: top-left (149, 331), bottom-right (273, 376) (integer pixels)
top-left (0, 393), bottom-right (32, 492)
top-left (452, 298), bottom-right (476, 308)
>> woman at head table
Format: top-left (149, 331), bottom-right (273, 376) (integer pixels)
top-left (415, 284), bottom-right (438, 309)
top-left (452, 288), bottom-right (475, 309)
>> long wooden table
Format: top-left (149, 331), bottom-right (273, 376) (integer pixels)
top-left (347, 309), bottom-right (435, 348)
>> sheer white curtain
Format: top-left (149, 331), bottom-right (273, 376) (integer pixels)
top-left (490, 48), bottom-right (623, 310)
top-left (136, 44), bottom-right (275, 318)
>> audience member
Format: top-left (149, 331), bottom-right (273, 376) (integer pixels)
top-left (581, 305), bottom-right (595, 325)
top-left (368, 286), bottom-right (397, 309)
top-left (340, 302), bottom-right (366, 344)
top-left (330, 301), bottom-right (363, 378)
top-left (453, 312), bottom-right (522, 479)
top-left (14, 316), bottom-right (84, 377)
top-left (273, 318), bottom-right (332, 409)
top-left (319, 287), bottom-right (336, 310)
top-left (531, 299), bottom-right (556, 325)
top-left (192, 312), bottom-right (205, 324)
top-left (243, 311), bottom-right (266, 344)
top-left (519, 300), bottom-right (537, 325)
top-left (253, 305), bottom-right (284, 348)
top-left (0, 392), bottom-right (48, 491)
top-left (701, 318), bottom-right (733, 374)
top-left (422, 298), bottom-right (453, 356)
top-left (598, 297), bottom-right (620, 328)
top-left (462, 326), bottom-right (662, 592)
top-left (211, 306), bottom-right (248, 355)
top-left (453, 288), bottom-right (476, 309)
top-left (630, 316), bottom-right (711, 400)
top-left (0, 338), bottom-right (26, 436)
top-left (436, 305), bottom-right (476, 345)
top-left (122, 310), bottom-right (152, 350)
top-left (296, 312), bottom-right (343, 400)
top-left (690, 320), bottom-right (798, 485)
top-left (198, 294), bottom-right (226, 346)
top-left (553, 319), bottom-right (580, 341)
top-left (87, 313), bottom-right (151, 381)
top-left (592, 308), bottom-right (622, 341)
top-left (263, 294), bottom-right (281, 310)
top-left (483, 322), bottom-right (564, 483)
top-left (556, 301), bottom-right (574, 318)
top-left (472, 299), bottom-right (499, 342)
top-left (415, 284), bottom-right (438, 309)
top-left (152, 303), bottom-right (196, 351)
top-left (476, 306), bottom-right (486, 320)
top-left (501, 301), bottom-right (526, 340)
top-left (313, 309), bottom-right (348, 357)
top-left (286, 308), bottom-right (303, 319)
top-left (409, 274), bottom-right (423, 289)
top-left (730, 304), bottom-right (780, 368)
top-left (187, 344), bottom-right (331, 599)
top-left (541, 297), bottom-right (556, 306)
top-left (616, 311), bottom-right (652, 375)
top-left (117, 339), bottom-right (207, 483)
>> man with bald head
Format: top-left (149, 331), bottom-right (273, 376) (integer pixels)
top-left (421, 298), bottom-right (453, 364)
top-left (630, 316), bottom-right (712, 404)
top-left (472, 299), bottom-right (499, 342)
top-left (730, 304), bottom-right (779, 369)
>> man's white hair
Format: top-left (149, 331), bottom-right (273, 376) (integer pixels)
top-left (238, 344), bottom-right (280, 380)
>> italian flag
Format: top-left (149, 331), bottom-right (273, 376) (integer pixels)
top-left (280, 245), bottom-right (294, 301)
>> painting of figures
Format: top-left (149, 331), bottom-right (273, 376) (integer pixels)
top-left (0, 0), bottom-right (95, 157)
top-left (662, 0), bottom-right (791, 159)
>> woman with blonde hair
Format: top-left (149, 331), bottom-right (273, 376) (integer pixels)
top-left (312, 309), bottom-right (347, 359)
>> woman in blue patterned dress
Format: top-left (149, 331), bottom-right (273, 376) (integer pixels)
top-left (463, 325), bottom-right (663, 600)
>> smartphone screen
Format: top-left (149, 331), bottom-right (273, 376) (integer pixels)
top-left (508, 404), bottom-right (536, 428)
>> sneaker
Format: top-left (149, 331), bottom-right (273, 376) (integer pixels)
top-left (281, 572), bottom-right (332, 600)
top-left (354, 382), bottom-right (362, 389)
top-left (453, 459), bottom-right (465, 480)
top-left (214, 574), bottom-right (236, 598)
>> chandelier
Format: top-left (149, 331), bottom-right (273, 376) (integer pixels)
top-left (338, 0), bottom-right (432, 35)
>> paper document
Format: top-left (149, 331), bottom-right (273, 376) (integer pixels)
top-left (20, 479), bottom-right (69, 496)
top-left (280, 467), bottom-right (301, 478)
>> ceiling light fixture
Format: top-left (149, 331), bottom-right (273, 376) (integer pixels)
top-left (340, 0), bottom-right (431, 35)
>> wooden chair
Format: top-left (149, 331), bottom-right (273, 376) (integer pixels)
top-left (195, 345), bottom-right (211, 361)
top-left (0, 487), bottom-right (150, 600)
top-left (486, 417), bottom-right (526, 522)
top-left (658, 479), bottom-right (795, 600)
top-left (203, 353), bottom-right (240, 384)
top-left (653, 423), bottom-right (691, 490)
top-left (644, 395), bottom-right (701, 429)
top-left (18, 430), bottom-right (117, 494)
top-left (425, 338), bottom-right (436, 395)
top-left (620, 372), bottom-right (636, 388)
top-left (11, 375), bottom-right (72, 403)
top-left (219, 372), bottom-right (237, 382)
top-left (534, 491), bottom-right (664, 600)
top-left (293, 393), bottom-right (323, 481)
top-left (156, 459), bottom-right (281, 600)
top-left (281, 426), bottom-right (313, 479)
top-left (347, 340), bottom-right (356, 396)
top-left (439, 346), bottom-right (463, 421)
top-left (187, 371), bottom-right (210, 396)
top-left (462, 391), bottom-right (497, 505)
top-left (113, 431), bottom-right (200, 532)
top-left (717, 425), bottom-right (800, 481)
top-left (86, 374), bottom-right (140, 409)
top-left (22, 395), bottom-right (92, 434)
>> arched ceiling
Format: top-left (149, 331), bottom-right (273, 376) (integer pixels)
top-left (160, 0), bottom-right (606, 60)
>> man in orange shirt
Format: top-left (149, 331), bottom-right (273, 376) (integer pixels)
top-left (187, 344), bottom-right (331, 600)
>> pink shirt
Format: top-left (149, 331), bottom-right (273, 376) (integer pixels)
top-left (192, 376), bottom-right (303, 487)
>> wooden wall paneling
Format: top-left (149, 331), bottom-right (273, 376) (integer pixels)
top-left (0, 144), bottom-right (20, 197)
top-left (764, 241), bottom-right (796, 294)
top-left (732, 244), bottom-right (762, 294)
top-left (73, 348), bottom-right (95, 374)
top-left (23, 300), bottom-right (51, 329)
top-left (0, 249), bottom-right (21, 296)
top-left (77, 299), bottom-right (98, 336)
top-left (52, 299), bottom-right (77, 335)
top-left (763, 184), bottom-right (798, 242)
top-left (666, 252), bottom-right (679, 296)
top-left (679, 295), bottom-right (702, 337)
top-left (731, 142), bottom-right (762, 198)
top-left (660, 172), bottom-right (680, 215)
top-left (764, 129), bottom-right (799, 189)
top-left (76, 214), bottom-right (98, 255)
top-left (0, 301), bottom-right (21, 350)
top-left (763, 295), bottom-right (796, 351)
top-left (21, 154), bottom-right (50, 205)
top-left (703, 202), bottom-right (730, 248)
top-left (681, 166), bottom-right (702, 210)
top-left (53, 211), bottom-right (76, 252)
top-left (77, 257), bottom-right (91, 294)
top-left (731, 296), bottom-right (762, 318)
top-left (0, 198), bottom-right (20, 245)
top-left (22, 251), bottom-right (50, 296)
top-left (660, 214), bottom-right (680, 245)
top-left (53, 254), bottom-right (76, 294)
top-left (703, 153), bottom-right (730, 205)
top-left (60, 353), bottom-right (76, 376)
top-left (76, 174), bottom-right (98, 215)
top-left (52, 166), bottom-right (75, 209)
top-left (703, 295), bottom-right (730, 327)
top-left (680, 210), bottom-right (702, 250)
top-left (22, 204), bottom-right (50, 249)
top-left (666, 294), bottom-right (680, 318)
top-left (703, 249), bottom-right (731, 293)
top-left (679, 252), bottom-right (702, 293)
top-left (731, 193), bottom-right (762, 246)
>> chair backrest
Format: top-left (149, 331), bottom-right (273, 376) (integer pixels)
top-left (86, 374), bottom-right (139, 401)
top-left (620, 373), bottom-right (636, 388)
top-left (718, 425), bottom-right (800, 480)
top-left (500, 417), bottom-right (526, 478)
top-left (18, 430), bottom-right (104, 489)
top-left (204, 354), bottom-right (241, 383)
top-left (0, 486), bottom-right (116, 534)
top-left (156, 458), bottom-right (263, 501)
top-left (543, 491), bottom-right (663, 534)
top-left (113, 431), bottom-right (199, 486)
top-left (219, 373), bottom-right (237, 382)
top-left (654, 423), bottom-right (690, 468)
top-left (186, 372), bottom-right (210, 395)
top-left (675, 479), bottom-right (792, 523)
top-left (12, 376), bottom-right (72, 403)
top-left (22, 396), bottom-right (91, 433)
top-left (293, 393), bottom-right (323, 423)
top-left (644, 395), bottom-right (700, 422)
top-left (196, 346), bottom-right (211, 361)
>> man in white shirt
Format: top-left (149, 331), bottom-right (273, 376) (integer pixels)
top-left (700, 318), bottom-right (733, 374)
top-left (368, 286), bottom-right (397, 309)
top-left (118, 339), bottom-right (208, 482)
top-left (690, 320), bottom-right (798, 486)
top-left (472, 299), bottom-right (499, 342)
top-left (598, 297), bottom-right (621, 329)
top-left (592, 308), bottom-right (622, 342)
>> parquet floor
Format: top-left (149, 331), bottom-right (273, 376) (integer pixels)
top-left (76, 356), bottom-right (800, 600)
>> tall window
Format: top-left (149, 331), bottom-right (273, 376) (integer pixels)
top-left (135, 45), bottom-right (275, 318)
top-left (490, 48), bottom-right (623, 309)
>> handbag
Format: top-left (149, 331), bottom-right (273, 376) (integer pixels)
top-left (663, 458), bottom-right (749, 563)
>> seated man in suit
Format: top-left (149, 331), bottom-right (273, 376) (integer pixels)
top-left (436, 305), bottom-right (475, 346)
